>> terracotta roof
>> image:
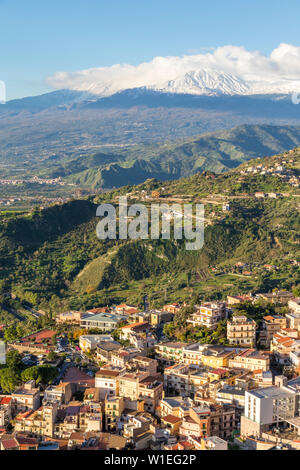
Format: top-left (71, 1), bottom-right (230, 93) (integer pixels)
top-left (0, 397), bottom-right (12, 405)
top-left (96, 369), bottom-right (120, 377)
top-left (1, 438), bottom-right (19, 450)
top-left (162, 414), bottom-right (182, 424)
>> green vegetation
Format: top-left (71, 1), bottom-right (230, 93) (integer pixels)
top-left (0, 149), bottom-right (298, 315)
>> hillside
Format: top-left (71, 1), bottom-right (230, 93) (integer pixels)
top-left (0, 148), bottom-right (299, 314)
top-left (42, 124), bottom-right (300, 189)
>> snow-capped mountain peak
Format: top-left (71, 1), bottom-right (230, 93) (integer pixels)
top-left (149, 69), bottom-right (250, 96)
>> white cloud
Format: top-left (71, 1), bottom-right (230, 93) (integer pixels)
top-left (47, 44), bottom-right (300, 96)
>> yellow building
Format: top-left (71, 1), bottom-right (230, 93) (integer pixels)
top-left (104, 396), bottom-right (125, 431)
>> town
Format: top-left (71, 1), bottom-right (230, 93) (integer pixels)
top-left (0, 290), bottom-right (300, 451)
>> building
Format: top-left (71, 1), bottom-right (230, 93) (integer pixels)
top-left (200, 436), bottom-right (228, 450)
top-left (14, 403), bottom-right (58, 438)
top-left (96, 341), bottom-right (122, 363)
top-left (160, 397), bottom-right (194, 419)
top-left (260, 315), bottom-right (287, 348)
top-left (258, 291), bottom-right (294, 305)
top-left (79, 335), bottom-right (113, 353)
top-left (179, 406), bottom-right (211, 440)
top-left (81, 313), bottom-right (127, 331)
top-left (241, 376), bottom-right (299, 438)
top-left (155, 342), bottom-right (189, 365)
top-left (43, 382), bottom-right (72, 406)
top-left (286, 309), bottom-right (300, 330)
top-left (288, 298), bottom-right (300, 315)
top-left (120, 322), bottom-right (151, 341)
top-left (95, 367), bottom-right (123, 400)
top-left (0, 397), bottom-right (12, 427)
top-left (149, 310), bottom-right (174, 326)
top-left (56, 311), bottom-right (85, 325)
top-left (164, 364), bottom-right (208, 398)
top-left (163, 303), bottom-right (182, 314)
top-left (184, 344), bottom-right (235, 368)
top-left (138, 376), bottom-right (163, 414)
top-left (227, 315), bottom-right (256, 346)
top-left (228, 349), bottom-right (270, 372)
top-left (227, 295), bottom-right (253, 305)
top-left (118, 372), bottom-right (163, 414)
top-left (161, 415), bottom-right (182, 435)
top-left (187, 302), bottom-right (227, 330)
top-left (271, 331), bottom-right (300, 365)
top-left (11, 381), bottom-right (40, 413)
top-left (129, 356), bottom-right (158, 376)
top-left (104, 396), bottom-right (125, 431)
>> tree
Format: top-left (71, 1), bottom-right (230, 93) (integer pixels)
top-left (6, 350), bottom-right (23, 373)
top-left (47, 351), bottom-right (57, 362)
top-left (36, 365), bottom-right (58, 385)
top-left (0, 368), bottom-right (21, 393)
top-left (293, 285), bottom-right (300, 297)
top-left (4, 325), bottom-right (18, 343)
top-left (21, 366), bottom-right (39, 383)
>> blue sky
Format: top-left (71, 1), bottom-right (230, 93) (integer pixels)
top-left (1, 0), bottom-right (300, 100)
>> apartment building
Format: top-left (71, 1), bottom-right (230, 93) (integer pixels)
top-left (241, 376), bottom-right (299, 438)
top-left (0, 397), bottom-right (12, 427)
top-left (95, 367), bottom-right (123, 399)
top-left (164, 364), bottom-right (208, 398)
top-left (179, 406), bottom-right (211, 440)
top-left (209, 404), bottom-right (236, 440)
top-left (163, 303), bottom-right (182, 314)
top-left (183, 344), bottom-right (235, 368)
top-left (227, 315), bottom-right (256, 346)
top-left (120, 322), bottom-right (151, 341)
top-left (11, 381), bottom-right (40, 413)
top-left (187, 302), bottom-right (227, 330)
top-left (288, 298), bottom-right (300, 314)
top-left (257, 291), bottom-right (294, 305)
top-left (260, 315), bottom-right (287, 348)
top-left (271, 331), bottom-right (300, 365)
top-left (43, 382), bottom-right (73, 406)
top-left (155, 342), bottom-right (235, 368)
top-left (14, 403), bottom-right (58, 438)
top-left (228, 349), bottom-right (270, 372)
top-left (160, 396), bottom-right (194, 419)
top-left (149, 310), bottom-right (174, 326)
top-left (81, 313), bottom-right (127, 331)
top-left (227, 295), bottom-right (253, 305)
top-left (155, 342), bottom-right (190, 364)
top-left (129, 356), bottom-right (158, 376)
top-left (138, 376), bottom-right (163, 414)
top-left (104, 396), bottom-right (125, 431)
top-left (286, 309), bottom-right (300, 330)
top-left (110, 349), bottom-right (137, 368)
top-left (78, 405), bottom-right (102, 432)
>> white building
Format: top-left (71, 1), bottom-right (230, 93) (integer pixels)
top-left (187, 302), bottom-right (227, 330)
top-left (288, 298), bottom-right (300, 315)
top-left (241, 376), bottom-right (300, 437)
top-left (79, 334), bottom-right (113, 352)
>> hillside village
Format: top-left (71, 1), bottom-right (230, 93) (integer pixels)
top-left (0, 148), bottom-right (299, 451)
top-left (0, 284), bottom-right (300, 450)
